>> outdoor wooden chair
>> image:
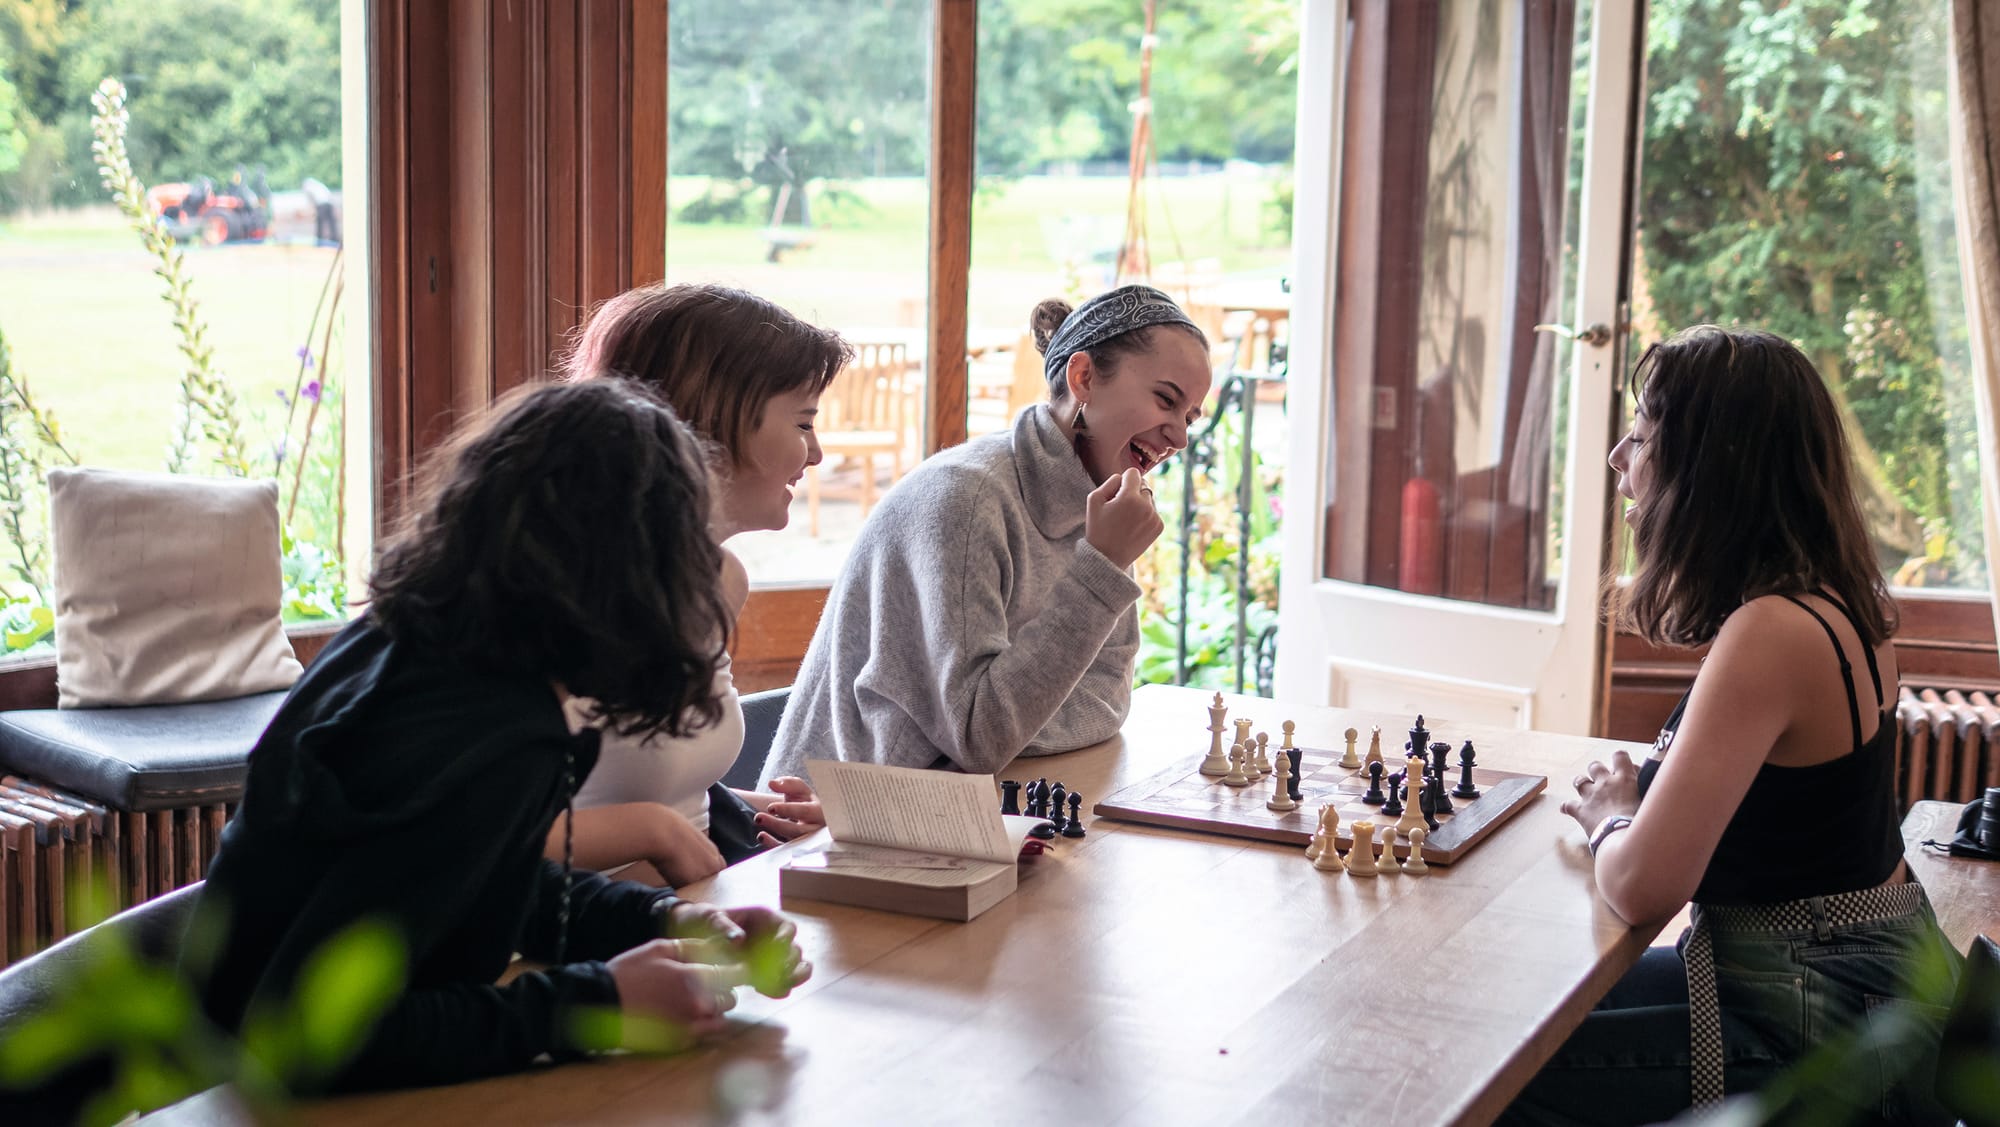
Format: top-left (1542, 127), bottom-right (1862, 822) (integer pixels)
top-left (806, 341), bottom-right (914, 536)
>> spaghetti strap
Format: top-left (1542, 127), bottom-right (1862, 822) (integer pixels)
top-left (1814, 591), bottom-right (1886, 710)
top-left (1779, 594), bottom-right (1864, 750)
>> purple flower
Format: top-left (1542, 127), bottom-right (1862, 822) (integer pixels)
top-left (270, 437), bottom-right (288, 466)
top-left (295, 345), bottom-right (315, 369)
top-left (275, 388), bottom-right (290, 406)
top-left (302, 380), bottom-right (322, 403)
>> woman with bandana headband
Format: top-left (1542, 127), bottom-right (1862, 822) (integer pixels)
top-left (760, 285), bottom-right (1212, 783)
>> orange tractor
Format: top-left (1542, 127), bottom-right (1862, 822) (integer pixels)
top-left (145, 174), bottom-right (270, 245)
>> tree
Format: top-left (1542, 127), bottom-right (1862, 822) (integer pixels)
top-left (1638, 0), bottom-right (1976, 582)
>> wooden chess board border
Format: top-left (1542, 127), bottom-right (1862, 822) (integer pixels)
top-left (1092, 750), bottom-right (1548, 865)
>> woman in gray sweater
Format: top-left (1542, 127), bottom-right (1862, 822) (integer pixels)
top-left (762, 285), bottom-right (1211, 782)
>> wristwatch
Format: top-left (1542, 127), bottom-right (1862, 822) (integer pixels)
top-left (1588, 815), bottom-right (1634, 857)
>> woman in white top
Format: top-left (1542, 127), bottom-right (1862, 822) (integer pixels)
top-left (543, 283), bottom-right (845, 884)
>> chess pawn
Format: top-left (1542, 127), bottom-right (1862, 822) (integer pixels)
top-left (1402, 828), bottom-right (1430, 875)
top-left (1365, 726), bottom-right (1384, 772)
top-left (1200, 694), bottom-right (1231, 776)
top-left (1311, 823), bottom-right (1345, 872)
top-left (1373, 824), bottom-right (1398, 875)
top-left (1222, 743), bottom-right (1252, 787)
top-left (1339, 725), bottom-right (1361, 769)
top-left (1062, 793), bottom-right (1088, 838)
top-left (1395, 757), bottom-right (1429, 837)
top-left (1253, 732), bottom-right (1272, 776)
top-left (1345, 819), bottom-right (1378, 876)
top-left (1266, 755), bottom-right (1298, 811)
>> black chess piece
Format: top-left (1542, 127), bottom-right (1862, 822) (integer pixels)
top-left (1454, 740), bottom-right (1481, 799)
top-left (1362, 760), bottom-right (1386, 805)
top-left (1287, 747), bottom-right (1303, 801)
top-left (1428, 742), bottom-right (1455, 814)
top-left (1419, 783), bottom-right (1439, 832)
top-left (1029, 821), bottom-right (1057, 840)
top-left (1000, 779), bottom-right (1023, 816)
top-left (1062, 793), bottom-right (1087, 837)
top-left (1408, 715), bottom-right (1430, 770)
top-left (1381, 771), bottom-right (1404, 817)
top-left (1031, 778), bottom-right (1050, 819)
top-left (1047, 782), bottom-right (1069, 832)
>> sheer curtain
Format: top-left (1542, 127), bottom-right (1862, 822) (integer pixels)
top-left (1950, 0), bottom-right (2000, 642)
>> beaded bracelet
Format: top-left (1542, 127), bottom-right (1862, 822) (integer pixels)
top-left (1588, 814), bottom-right (1634, 857)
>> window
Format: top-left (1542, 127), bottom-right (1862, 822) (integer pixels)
top-left (0, 0), bottom-right (367, 662)
top-left (1627, 0), bottom-right (1980, 592)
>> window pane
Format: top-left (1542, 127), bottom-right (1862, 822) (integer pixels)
top-left (1629, 0), bottom-right (1980, 591)
top-left (666, 0), bottom-right (932, 587)
top-left (972, 2), bottom-right (1298, 692)
top-left (1322, 0), bottom-right (1586, 613)
top-left (0, 0), bottom-right (367, 661)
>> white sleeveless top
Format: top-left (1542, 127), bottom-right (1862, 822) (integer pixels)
top-left (568, 654), bottom-right (745, 829)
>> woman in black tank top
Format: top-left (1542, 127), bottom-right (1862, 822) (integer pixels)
top-left (1502, 328), bottom-right (1960, 1126)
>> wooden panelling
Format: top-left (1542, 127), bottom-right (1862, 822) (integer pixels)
top-left (925, 0), bottom-right (977, 456)
top-left (731, 586), bottom-right (830, 693)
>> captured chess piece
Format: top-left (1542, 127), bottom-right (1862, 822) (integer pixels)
top-left (1047, 782), bottom-right (1069, 833)
top-left (1200, 693), bottom-right (1232, 776)
top-left (1362, 761), bottom-right (1387, 805)
top-left (1000, 779), bottom-right (1023, 817)
top-left (1453, 740), bottom-right (1481, 799)
top-left (1346, 819), bottom-right (1378, 876)
top-left (1310, 812), bottom-right (1345, 872)
top-left (1339, 725), bottom-right (1361, 769)
top-left (1373, 824), bottom-right (1398, 875)
top-left (1031, 778), bottom-right (1050, 819)
top-left (1062, 793), bottom-right (1087, 837)
top-left (1402, 827), bottom-right (1429, 875)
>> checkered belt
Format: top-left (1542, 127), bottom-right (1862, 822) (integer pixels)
top-left (1681, 881), bottom-right (1928, 1107)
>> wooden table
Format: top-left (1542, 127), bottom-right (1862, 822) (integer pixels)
top-left (1901, 799), bottom-right (2000, 950)
top-left (150, 686), bottom-right (1659, 1127)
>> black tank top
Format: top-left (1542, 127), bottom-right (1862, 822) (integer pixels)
top-left (1635, 594), bottom-right (1902, 906)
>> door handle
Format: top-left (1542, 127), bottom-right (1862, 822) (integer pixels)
top-left (1533, 321), bottom-right (1613, 347)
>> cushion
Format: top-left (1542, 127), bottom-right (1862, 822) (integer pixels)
top-left (49, 468), bottom-right (302, 708)
top-left (0, 692), bottom-right (284, 810)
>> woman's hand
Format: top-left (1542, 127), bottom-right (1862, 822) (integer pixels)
top-left (751, 776), bottom-right (825, 846)
top-left (1558, 749), bottom-right (1642, 839)
top-left (605, 938), bottom-right (747, 1040)
top-left (646, 806), bottom-right (726, 886)
top-left (665, 902), bottom-right (813, 998)
top-left (1085, 467), bottom-right (1165, 569)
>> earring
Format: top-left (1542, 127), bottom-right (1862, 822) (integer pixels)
top-left (1071, 403), bottom-right (1087, 431)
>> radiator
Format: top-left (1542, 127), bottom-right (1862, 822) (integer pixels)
top-left (0, 776), bottom-right (231, 966)
top-left (1896, 687), bottom-right (2000, 812)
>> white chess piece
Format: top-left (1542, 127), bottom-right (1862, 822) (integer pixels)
top-left (1395, 755), bottom-right (1429, 837)
top-left (1338, 725), bottom-right (1361, 769)
top-left (1222, 743), bottom-right (1252, 787)
top-left (1365, 726), bottom-right (1384, 772)
top-left (1304, 805), bottom-right (1329, 860)
top-left (1346, 819), bottom-right (1377, 876)
top-left (1266, 752), bottom-right (1297, 811)
top-left (1373, 823), bottom-right (1397, 875)
top-left (1311, 823), bottom-right (1345, 871)
top-left (1199, 694), bottom-right (1232, 776)
top-left (1402, 828), bottom-right (1430, 875)
top-left (1253, 732), bottom-right (1272, 776)
top-left (1233, 718), bottom-right (1254, 767)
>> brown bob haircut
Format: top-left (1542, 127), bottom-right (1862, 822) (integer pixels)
top-left (564, 282), bottom-right (851, 460)
top-left (369, 379), bottom-right (732, 738)
top-left (1621, 325), bottom-right (1896, 650)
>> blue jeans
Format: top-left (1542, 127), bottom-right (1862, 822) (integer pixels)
top-left (1500, 897), bottom-right (1960, 1126)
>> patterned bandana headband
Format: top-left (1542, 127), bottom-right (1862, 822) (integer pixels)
top-left (1042, 284), bottom-right (1201, 390)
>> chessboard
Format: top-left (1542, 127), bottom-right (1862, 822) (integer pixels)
top-left (1092, 739), bottom-right (1547, 866)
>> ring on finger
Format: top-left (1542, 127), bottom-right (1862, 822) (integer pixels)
top-left (1572, 774), bottom-right (1591, 789)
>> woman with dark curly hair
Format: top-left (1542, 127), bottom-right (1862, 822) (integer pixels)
top-left (187, 379), bottom-right (810, 1091)
top-left (1502, 327), bottom-right (1958, 1125)
top-left (550, 283), bottom-right (851, 884)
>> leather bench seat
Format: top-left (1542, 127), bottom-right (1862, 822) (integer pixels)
top-left (0, 692), bottom-right (286, 811)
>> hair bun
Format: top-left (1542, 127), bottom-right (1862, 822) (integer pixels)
top-left (1029, 299), bottom-right (1073, 355)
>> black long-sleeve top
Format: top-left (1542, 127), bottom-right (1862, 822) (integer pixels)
top-left (189, 617), bottom-right (679, 1090)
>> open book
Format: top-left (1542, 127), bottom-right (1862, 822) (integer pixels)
top-left (777, 761), bottom-right (1049, 921)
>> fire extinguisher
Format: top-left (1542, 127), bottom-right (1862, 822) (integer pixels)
top-left (1399, 474), bottom-right (1443, 596)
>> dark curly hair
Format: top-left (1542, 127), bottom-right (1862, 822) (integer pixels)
top-left (562, 282), bottom-right (851, 460)
top-left (369, 379), bottom-right (732, 738)
top-left (1621, 325), bottom-right (1896, 649)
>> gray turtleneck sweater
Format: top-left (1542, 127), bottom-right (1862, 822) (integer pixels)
top-left (760, 404), bottom-right (1142, 783)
